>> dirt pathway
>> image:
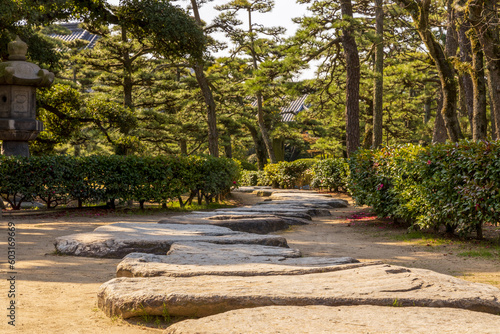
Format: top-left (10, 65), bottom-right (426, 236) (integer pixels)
top-left (0, 192), bottom-right (498, 333)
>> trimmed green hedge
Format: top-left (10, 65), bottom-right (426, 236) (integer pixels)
top-left (0, 155), bottom-right (239, 209)
top-left (348, 141), bottom-right (500, 238)
top-left (239, 158), bottom-right (348, 191)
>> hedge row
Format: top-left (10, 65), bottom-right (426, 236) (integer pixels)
top-left (348, 141), bottom-right (500, 238)
top-left (240, 158), bottom-right (349, 191)
top-left (0, 155), bottom-right (239, 209)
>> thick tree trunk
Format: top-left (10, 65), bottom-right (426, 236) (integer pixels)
top-left (433, 89), bottom-right (448, 143)
top-left (245, 122), bottom-right (267, 171)
top-left (470, 35), bottom-right (488, 140)
top-left (190, 0), bottom-right (219, 157)
top-left (468, 0), bottom-right (500, 139)
top-left (423, 97), bottom-right (431, 124)
top-left (398, 0), bottom-right (463, 142)
top-left (490, 87), bottom-right (498, 140)
top-left (455, 1), bottom-right (474, 128)
top-left (224, 135), bottom-right (232, 159)
top-left (372, 0), bottom-right (384, 148)
top-left (179, 139), bottom-right (187, 155)
top-left (340, 0), bottom-right (360, 156)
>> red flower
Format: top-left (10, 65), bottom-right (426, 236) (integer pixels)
top-left (427, 160), bottom-right (432, 165)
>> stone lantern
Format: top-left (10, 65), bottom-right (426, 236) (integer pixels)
top-left (0, 36), bottom-right (54, 156)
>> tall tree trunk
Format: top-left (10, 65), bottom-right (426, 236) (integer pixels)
top-left (456, 0), bottom-right (474, 129)
top-left (372, 0), bottom-right (384, 148)
top-left (256, 93), bottom-right (276, 163)
top-left (398, 0), bottom-right (463, 142)
top-left (423, 97), bottom-right (431, 124)
top-left (340, 0), bottom-right (360, 156)
top-left (490, 87), bottom-right (498, 140)
top-left (433, 89), bottom-right (448, 143)
top-left (470, 34), bottom-right (488, 140)
top-left (468, 0), bottom-right (500, 139)
top-left (224, 135), bottom-right (232, 159)
top-left (179, 139), bottom-right (187, 155)
top-left (245, 122), bottom-right (267, 171)
top-left (247, 8), bottom-right (276, 163)
top-left (190, 0), bottom-right (219, 157)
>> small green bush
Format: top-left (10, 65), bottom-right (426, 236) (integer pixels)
top-left (310, 158), bottom-right (349, 192)
top-left (263, 159), bottom-right (315, 189)
top-left (240, 170), bottom-right (261, 186)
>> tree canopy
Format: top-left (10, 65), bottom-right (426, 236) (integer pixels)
top-left (1, 0), bottom-right (498, 166)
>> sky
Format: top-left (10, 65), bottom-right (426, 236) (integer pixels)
top-left (196, 0), bottom-right (307, 36)
top-left (107, 0), bottom-right (316, 78)
top-left (108, 1), bottom-right (308, 35)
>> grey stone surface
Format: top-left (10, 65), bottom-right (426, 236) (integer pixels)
top-left (165, 242), bottom-right (302, 258)
top-left (165, 305), bottom-right (500, 334)
top-left (116, 242), bottom-right (361, 277)
top-left (54, 223), bottom-right (288, 258)
top-left (234, 186), bottom-right (272, 193)
top-left (252, 190), bottom-right (273, 197)
top-left (0, 36), bottom-right (54, 156)
top-left (158, 212), bottom-right (308, 234)
top-left (98, 263), bottom-right (500, 318)
top-left (199, 209), bottom-right (313, 220)
top-left (256, 199), bottom-right (348, 209)
top-left (215, 206), bottom-right (331, 217)
top-left (269, 191), bottom-right (334, 201)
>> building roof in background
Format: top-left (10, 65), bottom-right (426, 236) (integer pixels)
top-left (48, 22), bottom-right (100, 49)
top-left (280, 94), bottom-right (309, 122)
top-left (250, 94), bottom-right (309, 122)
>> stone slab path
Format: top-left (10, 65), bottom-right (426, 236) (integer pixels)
top-left (116, 241), bottom-right (361, 277)
top-left (98, 263), bottom-right (500, 319)
top-left (54, 223), bottom-right (288, 258)
top-left (158, 213), bottom-right (307, 234)
top-left (156, 190), bottom-right (344, 233)
top-left (52, 188), bottom-right (500, 331)
top-left (164, 305), bottom-right (500, 334)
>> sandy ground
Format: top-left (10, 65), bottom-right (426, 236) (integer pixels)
top-left (0, 192), bottom-right (499, 333)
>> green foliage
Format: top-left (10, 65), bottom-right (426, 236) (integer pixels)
top-left (239, 170), bottom-right (267, 186)
top-left (348, 141), bottom-right (500, 237)
top-left (310, 158), bottom-right (349, 192)
top-left (262, 159), bottom-right (316, 189)
top-left (239, 158), bottom-right (349, 191)
top-left (0, 155), bottom-right (239, 210)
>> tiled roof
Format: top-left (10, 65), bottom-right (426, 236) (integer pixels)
top-left (249, 94), bottom-right (309, 122)
top-left (281, 94), bottom-right (309, 122)
top-left (48, 22), bottom-right (100, 49)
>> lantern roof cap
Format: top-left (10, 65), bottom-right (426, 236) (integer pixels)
top-left (0, 36), bottom-right (54, 87)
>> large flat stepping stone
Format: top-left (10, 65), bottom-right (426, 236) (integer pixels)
top-left (234, 186), bottom-right (272, 193)
top-left (165, 305), bottom-right (500, 334)
top-left (158, 214), bottom-right (306, 234)
top-left (256, 199), bottom-right (348, 209)
top-left (98, 264), bottom-right (500, 318)
top-left (269, 191), bottom-right (334, 201)
top-left (195, 212), bottom-right (310, 225)
top-left (214, 206), bottom-right (330, 218)
top-left (54, 223), bottom-right (288, 258)
top-left (116, 242), bottom-right (360, 277)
